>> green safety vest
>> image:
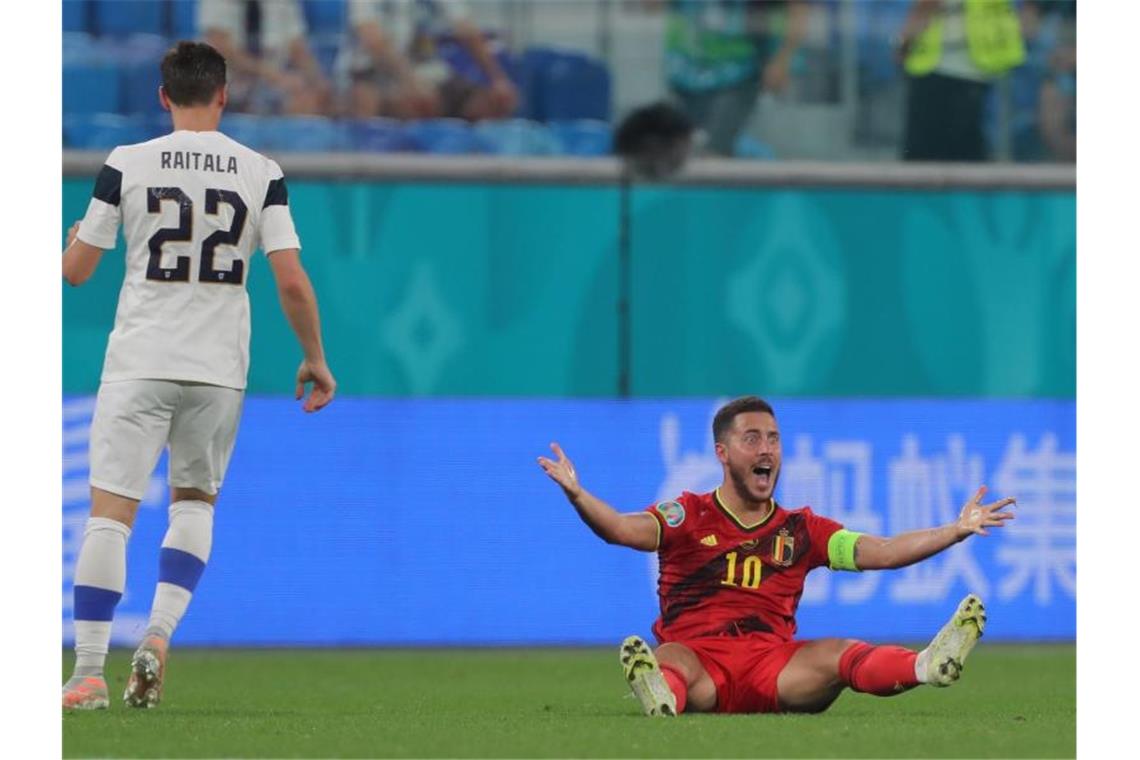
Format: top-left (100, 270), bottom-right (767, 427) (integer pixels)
top-left (905, 0), bottom-right (1026, 76)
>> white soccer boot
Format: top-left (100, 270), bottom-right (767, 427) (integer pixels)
top-left (918, 593), bottom-right (987, 687)
top-left (124, 634), bottom-right (169, 708)
top-left (62, 675), bottom-right (109, 710)
top-left (619, 635), bottom-right (678, 716)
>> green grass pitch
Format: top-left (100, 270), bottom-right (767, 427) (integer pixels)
top-left (63, 644), bottom-right (1074, 758)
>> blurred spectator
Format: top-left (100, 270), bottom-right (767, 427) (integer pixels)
top-left (1038, 31), bottom-right (1074, 161)
top-left (897, 0), bottom-right (1025, 161)
top-left (199, 0), bottom-right (334, 115)
top-left (658, 0), bottom-right (808, 157)
top-left (1012, 0), bottom-right (1075, 161)
top-left (341, 0), bottom-right (518, 120)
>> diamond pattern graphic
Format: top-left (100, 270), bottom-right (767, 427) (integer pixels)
top-left (381, 264), bottom-right (464, 394)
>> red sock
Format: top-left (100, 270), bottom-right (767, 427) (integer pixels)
top-left (659, 665), bottom-right (688, 713)
top-left (838, 641), bottom-right (919, 696)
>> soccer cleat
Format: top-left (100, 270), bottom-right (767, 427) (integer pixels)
top-left (920, 593), bottom-right (987, 687)
top-left (124, 634), bottom-right (169, 708)
top-left (619, 635), bottom-right (677, 717)
top-left (62, 675), bottom-right (109, 710)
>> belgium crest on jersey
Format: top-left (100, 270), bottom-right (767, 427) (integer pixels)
top-left (772, 528), bottom-right (795, 567)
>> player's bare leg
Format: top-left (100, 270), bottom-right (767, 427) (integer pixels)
top-left (618, 637), bottom-right (719, 716)
top-left (654, 642), bottom-right (718, 713)
top-left (124, 486), bottom-right (217, 708)
top-left (89, 487), bottom-right (142, 527)
top-left (776, 637), bottom-right (862, 713)
top-left (776, 594), bottom-right (987, 713)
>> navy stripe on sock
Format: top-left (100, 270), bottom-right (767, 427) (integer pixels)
top-left (159, 547), bottom-right (207, 592)
top-left (74, 585), bottom-right (122, 622)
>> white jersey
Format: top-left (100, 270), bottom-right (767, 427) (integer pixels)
top-left (77, 130), bottom-right (301, 390)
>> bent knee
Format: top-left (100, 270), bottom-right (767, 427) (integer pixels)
top-left (806, 638), bottom-right (865, 680)
top-left (656, 643), bottom-right (705, 683)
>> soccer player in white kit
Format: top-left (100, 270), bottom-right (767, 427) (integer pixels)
top-left (61, 41), bottom-right (336, 710)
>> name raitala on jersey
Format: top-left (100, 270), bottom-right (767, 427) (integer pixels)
top-left (160, 151), bottom-right (238, 174)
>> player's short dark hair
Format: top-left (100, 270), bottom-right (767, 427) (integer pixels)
top-left (713, 396), bottom-right (776, 443)
top-left (160, 41), bottom-right (227, 107)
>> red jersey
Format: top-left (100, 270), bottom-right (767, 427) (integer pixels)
top-left (646, 490), bottom-right (845, 644)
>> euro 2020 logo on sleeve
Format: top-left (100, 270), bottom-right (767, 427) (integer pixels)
top-left (655, 500), bottom-right (686, 527)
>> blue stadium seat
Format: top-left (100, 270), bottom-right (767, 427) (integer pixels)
top-left (93, 0), bottom-right (164, 36)
top-left (474, 119), bottom-right (559, 156)
top-left (519, 48), bottom-right (611, 123)
top-left (63, 0), bottom-right (90, 34)
top-left (123, 60), bottom-right (165, 116)
top-left (63, 32), bottom-right (101, 66)
top-left (261, 116), bottom-right (348, 152)
top-left (404, 119), bottom-right (487, 155)
top-left (101, 33), bottom-right (172, 72)
top-left (517, 48), bottom-right (558, 121)
top-left (64, 63), bottom-right (123, 116)
top-left (548, 119), bottom-right (612, 157)
top-left (171, 0), bottom-right (199, 40)
top-left (303, 0), bottom-right (348, 35)
top-left (436, 34), bottom-right (513, 85)
top-left (219, 114), bottom-right (270, 150)
top-left (64, 113), bottom-right (155, 149)
top-left (146, 112), bottom-right (174, 136)
top-left (346, 118), bottom-right (419, 153)
top-left (541, 53), bottom-right (611, 122)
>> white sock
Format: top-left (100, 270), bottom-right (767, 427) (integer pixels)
top-left (146, 500), bottom-right (213, 641)
top-left (914, 647), bottom-right (930, 684)
top-left (72, 517), bottom-right (131, 678)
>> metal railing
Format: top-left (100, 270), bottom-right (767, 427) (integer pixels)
top-left (62, 151), bottom-right (1074, 189)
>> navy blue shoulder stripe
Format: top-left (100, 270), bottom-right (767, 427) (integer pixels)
top-left (263, 177), bottom-right (288, 208)
top-left (92, 164), bottom-right (122, 206)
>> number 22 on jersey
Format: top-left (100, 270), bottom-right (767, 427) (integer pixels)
top-left (146, 186), bottom-right (247, 285)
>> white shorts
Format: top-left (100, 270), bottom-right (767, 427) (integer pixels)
top-left (89, 380), bottom-right (245, 500)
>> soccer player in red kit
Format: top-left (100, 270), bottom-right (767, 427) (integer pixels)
top-left (537, 396), bottom-right (1016, 716)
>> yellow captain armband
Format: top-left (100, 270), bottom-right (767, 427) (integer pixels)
top-left (828, 530), bottom-right (863, 572)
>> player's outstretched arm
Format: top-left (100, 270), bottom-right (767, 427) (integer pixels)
top-left (267, 249), bottom-right (336, 412)
top-left (62, 221), bottom-right (104, 286)
top-left (853, 485), bottom-right (1015, 570)
top-left (537, 442), bottom-right (659, 552)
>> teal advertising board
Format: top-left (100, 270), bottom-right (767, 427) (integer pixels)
top-left (62, 180), bottom-right (1074, 397)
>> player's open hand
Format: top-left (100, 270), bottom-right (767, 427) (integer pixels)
top-left (295, 359), bottom-right (336, 413)
top-left (537, 442), bottom-right (582, 499)
top-left (956, 485), bottom-right (1016, 538)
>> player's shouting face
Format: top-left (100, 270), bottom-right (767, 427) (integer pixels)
top-left (715, 411), bottom-right (782, 505)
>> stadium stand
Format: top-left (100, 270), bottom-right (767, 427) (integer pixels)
top-left (63, 0), bottom-right (90, 34)
top-left (92, 0), bottom-right (166, 37)
top-left (62, 0), bottom-right (615, 156)
top-left (172, 0), bottom-right (198, 39)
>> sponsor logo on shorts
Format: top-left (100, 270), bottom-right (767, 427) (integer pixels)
top-left (655, 500), bottom-right (686, 527)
